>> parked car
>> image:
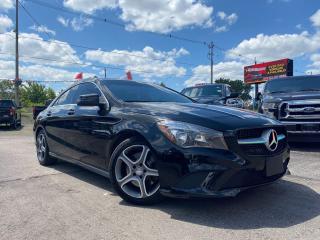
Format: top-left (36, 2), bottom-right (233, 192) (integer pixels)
top-left (0, 99), bottom-right (21, 129)
top-left (34, 78), bottom-right (290, 205)
top-left (33, 99), bottom-right (53, 120)
top-left (260, 75), bottom-right (320, 142)
top-left (181, 83), bottom-right (244, 108)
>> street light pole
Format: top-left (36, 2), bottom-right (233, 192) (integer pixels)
top-left (208, 42), bottom-right (214, 84)
top-left (15, 0), bottom-right (20, 105)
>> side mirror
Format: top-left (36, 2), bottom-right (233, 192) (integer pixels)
top-left (228, 92), bottom-right (240, 98)
top-left (77, 94), bottom-right (100, 107)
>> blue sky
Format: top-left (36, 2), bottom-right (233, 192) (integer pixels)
top-left (0, 0), bottom-right (320, 92)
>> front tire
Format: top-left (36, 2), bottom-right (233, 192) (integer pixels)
top-left (36, 129), bottom-right (57, 166)
top-left (110, 137), bottom-right (164, 205)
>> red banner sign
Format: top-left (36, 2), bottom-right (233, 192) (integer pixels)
top-left (244, 59), bottom-right (293, 84)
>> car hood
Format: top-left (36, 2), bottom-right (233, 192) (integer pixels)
top-left (264, 91), bottom-right (320, 102)
top-left (125, 102), bottom-right (280, 131)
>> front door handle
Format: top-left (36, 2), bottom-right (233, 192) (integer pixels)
top-left (67, 109), bottom-right (75, 115)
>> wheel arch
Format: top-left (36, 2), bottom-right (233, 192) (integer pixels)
top-left (107, 129), bottom-right (151, 171)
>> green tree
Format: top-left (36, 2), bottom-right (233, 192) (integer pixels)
top-left (0, 80), bottom-right (15, 99)
top-left (215, 78), bottom-right (252, 101)
top-left (46, 88), bottom-right (56, 100)
top-left (20, 82), bottom-right (56, 107)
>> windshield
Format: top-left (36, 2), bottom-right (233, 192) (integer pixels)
top-left (102, 80), bottom-right (192, 103)
top-left (182, 85), bottom-right (223, 98)
top-left (0, 100), bottom-right (13, 108)
top-left (264, 76), bottom-right (320, 93)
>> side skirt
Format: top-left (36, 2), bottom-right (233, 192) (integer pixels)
top-left (49, 152), bottom-right (110, 178)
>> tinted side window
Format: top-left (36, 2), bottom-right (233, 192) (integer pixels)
top-left (54, 90), bottom-right (72, 106)
top-left (70, 83), bottom-right (101, 104)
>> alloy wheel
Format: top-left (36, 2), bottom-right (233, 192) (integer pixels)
top-left (36, 133), bottom-right (46, 162)
top-left (115, 145), bottom-right (160, 199)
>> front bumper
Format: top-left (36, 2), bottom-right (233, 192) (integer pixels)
top-left (157, 145), bottom-right (290, 198)
top-left (281, 121), bottom-right (320, 142)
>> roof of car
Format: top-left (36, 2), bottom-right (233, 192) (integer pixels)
top-left (268, 75), bottom-right (320, 82)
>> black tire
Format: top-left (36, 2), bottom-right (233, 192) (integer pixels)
top-left (36, 129), bottom-right (57, 166)
top-left (11, 120), bottom-right (18, 130)
top-left (110, 137), bottom-right (164, 205)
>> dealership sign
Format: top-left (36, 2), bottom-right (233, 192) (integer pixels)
top-left (244, 59), bottom-right (293, 84)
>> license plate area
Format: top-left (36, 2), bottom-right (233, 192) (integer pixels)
top-left (265, 156), bottom-right (284, 177)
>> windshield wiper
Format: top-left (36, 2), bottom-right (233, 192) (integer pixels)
top-left (269, 90), bottom-right (288, 94)
top-left (298, 89), bottom-right (320, 92)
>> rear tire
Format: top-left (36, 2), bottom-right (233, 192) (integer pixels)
top-left (110, 137), bottom-right (164, 205)
top-left (36, 129), bottom-right (57, 166)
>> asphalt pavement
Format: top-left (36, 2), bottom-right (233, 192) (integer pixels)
top-left (0, 124), bottom-right (319, 240)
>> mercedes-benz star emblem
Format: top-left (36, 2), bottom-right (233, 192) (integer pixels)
top-left (262, 129), bottom-right (278, 152)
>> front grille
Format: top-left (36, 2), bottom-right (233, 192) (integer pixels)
top-left (279, 100), bottom-right (320, 120)
top-left (234, 127), bottom-right (287, 156)
top-left (237, 126), bottom-right (286, 139)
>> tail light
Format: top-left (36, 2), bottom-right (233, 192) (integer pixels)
top-left (10, 107), bottom-right (16, 116)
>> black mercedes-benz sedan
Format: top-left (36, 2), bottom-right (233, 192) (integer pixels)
top-left (34, 78), bottom-right (290, 205)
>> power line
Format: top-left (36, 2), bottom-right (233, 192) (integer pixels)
top-left (0, 51), bottom-right (212, 78)
top-left (24, 0), bottom-right (208, 46)
top-left (214, 45), bottom-right (257, 63)
top-left (1, 32), bottom-right (200, 68)
top-left (18, 0), bottom-right (80, 66)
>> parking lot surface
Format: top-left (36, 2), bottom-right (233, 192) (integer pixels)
top-left (0, 124), bottom-right (319, 240)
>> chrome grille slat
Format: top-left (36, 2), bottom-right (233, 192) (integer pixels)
top-left (279, 99), bottom-right (320, 120)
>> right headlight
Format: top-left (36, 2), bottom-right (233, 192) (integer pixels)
top-left (157, 119), bottom-right (228, 150)
top-left (262, 102), bottom-right (276, 111)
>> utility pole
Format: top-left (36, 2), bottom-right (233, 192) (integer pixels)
top-left (104, 67), bottom-right (107, 78)
top-left (254, 57), bottom-right (258, 101)
top-left (14, 0), bottom-right (20, 105)
top-left (208, 41), bottom-right (214, 84)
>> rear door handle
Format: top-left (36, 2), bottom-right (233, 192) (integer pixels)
top-left (67, 109), bottom-right (75, 115)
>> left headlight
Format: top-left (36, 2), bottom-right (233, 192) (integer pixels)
top-left (157, 120), bottom-right (228, 150)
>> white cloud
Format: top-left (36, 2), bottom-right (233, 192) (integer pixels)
top-left (0, 32), bottom-right (81, 67)
top-left (70, 16), bottom-right (94, 31)
top-left (0, 0), bottom-right (14, 11)
top-left (63, 0), bottom-right (117, 14)
top-left (308, 53), bottom-right (320, 70)
top-left (310, 9), bottom-right (320, 28)
top-left (57, 16), bottom-right (69, 27)
top-left (215, 11), bottom-right (238, 33)
top-left (217, 11), bottom-right (238, 25)
top-left (0, 14), bottom-right (13, 33)
top-left (227, 31), bottom-right (320, 62)
top-left (215, 25), bottom-right (228, 33)
top-left (85, 46), bottom-right (189, 78)
top-left (57, 15), bottom-right (93, 31)
top-left (185, 61), bottom-right (244, 86)
top-left (118, 0), bottom-right (213, 33)
top-left (296, 24), bottom-right (302, 29)
top-left (63, 0), bottom-right (214, 33)
top-left (29, 25), bottom-right (56, 36)
top-left (0, 59), bottom-right (95, 83)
